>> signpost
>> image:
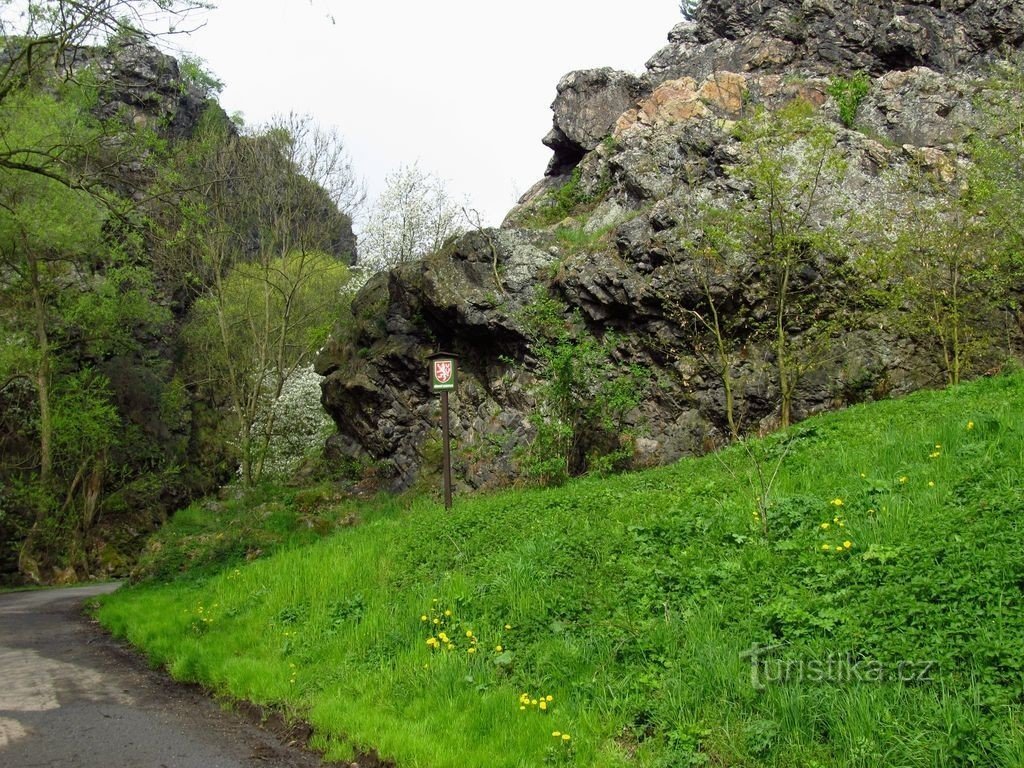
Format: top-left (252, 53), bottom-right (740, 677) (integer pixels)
top-left (427, 351), bottom-right (458, 509)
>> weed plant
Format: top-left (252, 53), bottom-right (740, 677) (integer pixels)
top-left (99, 373), bottom-right (1024, 767)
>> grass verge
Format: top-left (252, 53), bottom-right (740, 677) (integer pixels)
top-left (99, 373), bottom-right (1024, 767)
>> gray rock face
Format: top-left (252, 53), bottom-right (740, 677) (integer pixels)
top-left (649, 0), bottom-right (1024, 81)
top-left (544, 68), bottom-right (645, 175)
top-left (318, 230), bottom-right (557, 487)
top-left (320, 0), bottom-right (1024, 491)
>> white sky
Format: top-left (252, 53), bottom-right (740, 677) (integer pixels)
top-left (178, 1), bottom-right (682, 227)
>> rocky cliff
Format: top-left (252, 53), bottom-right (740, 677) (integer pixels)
top-left (317, 0), bottom-right (1024, 491)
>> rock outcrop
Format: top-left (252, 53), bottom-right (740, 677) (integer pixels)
top-left (319, 0), bottom-right (1024, 491)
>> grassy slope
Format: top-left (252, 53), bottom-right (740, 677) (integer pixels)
top-left (98, 373), bottom-right (1024, 767)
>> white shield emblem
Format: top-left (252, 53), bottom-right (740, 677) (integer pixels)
top-left (434, 360), bottom-right (453, 384)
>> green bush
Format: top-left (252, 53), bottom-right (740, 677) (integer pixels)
top-left (827, 72), bottom-right (871, 128)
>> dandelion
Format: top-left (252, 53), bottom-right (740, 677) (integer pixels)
top-left (546, 695), bottom-right (553, 701)
top-left (822, 544), bottom-right (831, 551)
top-left (420, 615), bottom-right (428, 622)
top-left (928, 481), bottom-right (935, 487)
top-left (433, 618), bottom-right (441, 625)
top-left (899, 476), bottom-right (908, 484)
top-left (520, 706), bottom-right (526, 711)
top-left (821, 522), bottom-right (831, 530)
top-left (833, 516), bottom-right (841, 524)
top-left (929, 451), bottom-right (941, 459)
top-left (831, 498), bottom-right (844, 507)
top-left (552, 731), bottom-right (561, 738)
top-left (468, 647), bottom-right (477, 654)
top-left (539, 700), bottom-right (547, 711)
top-left (562, 734), bottom-right (571, 742)
top-left (438, 632), bottom-right (450, 644)
top-left (843, 541), bottom-right (852, 549)
top-left (466, 630), bottom-right (474, 638)
top-left (495, 645), bottom-right (503, 652)
top-left (504, 624), bottom-right (512, 630)
top-left (426, 637), bottom-right (438, 648)
top-left (532, 699), bottom-right (538, 706)
top-left (444, 609), bottom-right (452, 617)
top-left (967, 421), bottom-right (974, 430)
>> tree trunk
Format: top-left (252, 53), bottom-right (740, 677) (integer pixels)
top-left (776, 264), bottom-right (792, 428)
top-left (28, 251), bottom-right (53, 500)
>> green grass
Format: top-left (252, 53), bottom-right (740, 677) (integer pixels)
top-left (98, 373), bottom-right (1024, 767)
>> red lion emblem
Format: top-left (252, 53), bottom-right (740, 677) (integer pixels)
top-left (434, 360), bottom-right (453, 384)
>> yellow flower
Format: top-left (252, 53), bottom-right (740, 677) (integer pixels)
top-left (831, 498), bottom-right (844, 507)
top-left (967, 421), bottom-right (974, 430)
top-left (438, 632), bottom-right (449, 643)
top-left (531, 699), bottom-right (538, 706)
top-left (495, 645), bottom-right (503, 652)
top-left (520, 705), bottom-right (526, 711)
top-left (539, 700), bottom-right (547, 710)
top-left (929, 451), bottom-right (941, 459)
top-left (546, 695), bottom-right (553, 701)
top-left (822, 544), bottom-right (831, 551)
top-left (504, 624), bottom-right (512, 630)
top-left (562, 734), bottom-right (571, 742)
top-left (928, 481), bottom-right (935, 487)
top-left (433, 618), bottom-right (440, 625)
top-left (426, 637), bottom-right (438, 647)
top-left (444, 609), bottom-right (452, 617)
top-left (899, 476), bottom-right (908, 484)
top-left (420, 615), bottom-right (428, 622)
top-left (843, 541), bottom-right (852, 549)
top-left (552, 731), bottom-right (561, 738)
top-left (821, 522), bottom-right (830, 530)
top-left (838, 520), bottom-right (845, 527)
top-left (467, 647), bottom-right (477, 654)
top-left (935, 443), bottom-right (942, 449)
top-left (466, 630), bottom-right (474, 638)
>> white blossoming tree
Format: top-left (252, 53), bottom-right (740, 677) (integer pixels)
top-left (358, 162), bottom-right (464, 273)
top-left (248, 366), bottom-right (333, 481)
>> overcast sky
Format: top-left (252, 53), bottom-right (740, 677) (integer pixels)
top-left (178, 1), bottom-right (682, 227)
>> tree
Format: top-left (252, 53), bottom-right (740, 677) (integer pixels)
top-left (887, 175), bottom-right (998, 385)
top-left (358, 162), bottom-right (464, 273)
top-left (0, 1), bottom-right (209, 580)
top-left (672, 201), bottom-right (747, 441)
top-left (866, 64), bottom-right (1024, 385)
top-left (728, 102), bottom-right (848, 427)
top-left (167, 114), bottom-right (361, 485)
top-left (0, 83), bottom-right (171, 577)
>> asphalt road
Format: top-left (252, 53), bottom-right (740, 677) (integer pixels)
top-left (0, 583), bottom-right (331, 768)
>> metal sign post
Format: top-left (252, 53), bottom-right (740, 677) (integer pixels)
top-left (427, 352), bottom-right (458, 509)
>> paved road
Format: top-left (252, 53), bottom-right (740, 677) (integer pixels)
top-left (0, 584), bottom-right (329, 768)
